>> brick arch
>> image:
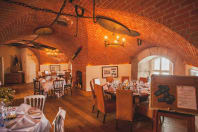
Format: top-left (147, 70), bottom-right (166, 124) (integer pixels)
top-left (0, 4), bottom-right (89, 63)
top-left (80, 0), bottom-right (198, 49)
top-left (131, 47), bottom-right (185, 80)
top-left (85, 8), bottom-right (198, 66)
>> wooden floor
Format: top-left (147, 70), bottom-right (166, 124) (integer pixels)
top-left (8, 83), bottom-right (198, 132)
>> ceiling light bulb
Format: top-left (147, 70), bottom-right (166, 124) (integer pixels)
top-left (122, 38), bottom-right (126, 42)
top-left (104, 36), bottom-right (108, 39)
top-left (116, 36), bottom-right (120, 39)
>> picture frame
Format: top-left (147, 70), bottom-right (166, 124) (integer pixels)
top-left (50, 65), bottom-right (60, 72)
top-left (102, 66), bottom-right (118, 78)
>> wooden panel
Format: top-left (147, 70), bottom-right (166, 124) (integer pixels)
top-left (5, 72), bottom-right (24, 84)
top-left (151, 75), bottom-right (198, 115)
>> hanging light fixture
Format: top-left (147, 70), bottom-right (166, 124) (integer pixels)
top-left (104, 33), bottom-right (126, 47)
top-left (45, 48), bottom-right (60, 57)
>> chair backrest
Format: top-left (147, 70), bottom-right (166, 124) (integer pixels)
top-left (121, 76), bottom-right (129, 83)
top-left (106, 76), bottom-right (114, 83)
top-left (90, 79), bottom-right (96, 99)
top-left (53, 107), bottom-right (66, 132)
top-left (116, 89), bottom-right (134, 121)
top-left (51, 72), bottom-right (57, 76)
top-left (53, 80), bottom-right (64, 90)
top-left (24, 95), bottom-right (46, 111)
top-left (139, 77), bottom-right (148, 83)
top-left (65, 72), bottom-right (71, 84)
top-left (94, 84), bottom-right (106, 113)
top-left (33, 79), bottom-right (40, 92)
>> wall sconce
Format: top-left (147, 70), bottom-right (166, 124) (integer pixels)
top-left (104, 34), bottom-right (126, 47)
top-left (137, 38), bottom-right (142, 46)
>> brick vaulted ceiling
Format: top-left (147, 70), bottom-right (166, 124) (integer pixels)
top-left (0, 0), bottom-right (198, 66)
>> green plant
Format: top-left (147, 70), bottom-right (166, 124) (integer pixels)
top-left (0, 87), bottom-right (15, 106)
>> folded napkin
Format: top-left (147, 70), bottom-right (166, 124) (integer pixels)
top-left (140, 89), bottom-right (149, 94)
top-left (16, 103), bottom-right (31, 115)
top-left (39, 78), bottom-right (46, 83)
top-left (103, 84), bottom-right (108, 90)
top-left (28, 107), bottom-right (42, 119)
top-left (6, 115), bottom-right (36, 130)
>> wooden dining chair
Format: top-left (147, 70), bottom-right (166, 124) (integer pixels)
top-left (53, 80), bottom-right (64, 97)
top-left (33, 79), bottom-right (43, 95)
top-left (139, 77), bottom-right (148, 83)
top-left (64, 77), bottom-right (72, 95)
top-left (136, 100), bottom-right (154, 128)
top-left (137, 101), bottom-right (153, 119)
top-left (94, 84), bottom-right (116, 123)
top-left (24, 95), bottom-right (46, 111)
top-left (90, 78), bottom-right (97, 112)
top-left (106, 76), bottom-right (114, 83)
top-left (53, 107), bottom-right (66, 132)
top-left (116, 89), bottom-right (135, 131)
top-left (121, 76), bottom-right (129, 83)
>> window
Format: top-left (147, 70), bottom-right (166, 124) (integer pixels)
top-left (151, 57), bottom-right (172, 75)
top-left (190, 69), bottom-right (198, 76)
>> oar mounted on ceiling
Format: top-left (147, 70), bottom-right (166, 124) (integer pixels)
top-left (72, 46), bottom-right (83, 60)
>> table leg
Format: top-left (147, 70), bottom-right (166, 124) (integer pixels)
top-left (153, 110), bottom-right (158, 132)
top-left (188, 116), bottom-right (195, 132)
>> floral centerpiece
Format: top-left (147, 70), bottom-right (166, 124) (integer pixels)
top-left (0, 87), bottom-right (15, 106)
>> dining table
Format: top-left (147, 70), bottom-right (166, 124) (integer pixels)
top-left (39, 78), bottom-right (66, 97)
top-left (103, 80), bottom-right (150, 104)
top-left (0, 104), bottom-right (51, 132)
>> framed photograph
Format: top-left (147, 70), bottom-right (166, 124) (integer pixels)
top-left (102, 66), bottom-right (118, 78)
top-left (50, 65), bottom-right (60, 72)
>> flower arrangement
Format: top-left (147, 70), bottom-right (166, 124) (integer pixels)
top-left (0, 87), bottom-right (15, 106)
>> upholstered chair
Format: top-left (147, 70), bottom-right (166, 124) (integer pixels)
top-left (106, 76), bottom-right (114, 83)
top-left (90, 79), bottom-right (97, 112)
top-left (94, 84), bottom-right (116, 123)
top-left (121, 76), bottom-right (130, 83)
top-left (116, 89), bottom-right (135, 131)
top-left (139, 77), bottom-right (148, 83)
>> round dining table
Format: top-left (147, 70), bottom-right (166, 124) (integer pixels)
top-left (0, 104), bottom-right (51, 132)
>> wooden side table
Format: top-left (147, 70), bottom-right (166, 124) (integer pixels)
top-left (153, 110), bottom-right (195, 132)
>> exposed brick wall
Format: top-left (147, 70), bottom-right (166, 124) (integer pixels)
top-left (86, 9), bottom-right (198, 66)
top-left (84, 0), bottom-right (198, 48)
top-left (0, 0), bottom-right (198, 90)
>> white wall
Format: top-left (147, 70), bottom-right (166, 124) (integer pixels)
top-left (86, 64), bottom-right (131, 91)
top-left (0, 46), bottom-right (21, 73)
top-left (21, 48), bottom-right (39, 83)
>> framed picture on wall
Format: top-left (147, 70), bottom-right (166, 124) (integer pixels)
top-left (50, 65), bottom-right (60, 72)
top-left (102, 66), bottom-right (118, 78)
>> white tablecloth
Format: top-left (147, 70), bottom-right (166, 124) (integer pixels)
top-left (40, 79), bottom-right (66, 93)
top-left (0, 104), bottom-right (51, 132)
